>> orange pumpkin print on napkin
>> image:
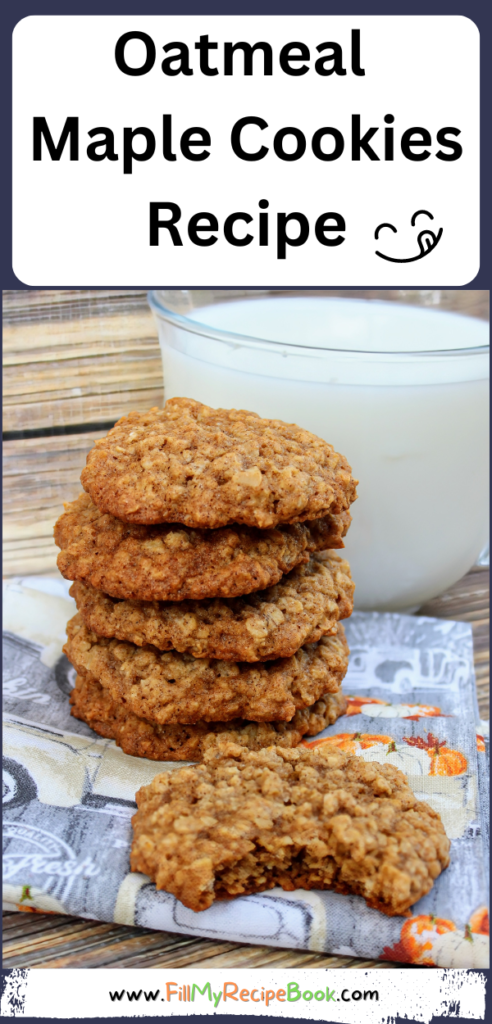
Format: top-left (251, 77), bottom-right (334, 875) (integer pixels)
top-left (469, 907), bottom-right (489, 936)
top-left (344, 696), bottom-right (388, 716)
top-left (304, 730), bottom-right (467, 777)
top-left (404, 733), bottom-right (468, 776)
top-left (344, 696), bottom-right (446, 720)
top-left (303, 732), bottom-right (392, 754)
top-left (382, 915), bottom-right (455, 965)
top-left (383, 909), bottom-right (489, 966)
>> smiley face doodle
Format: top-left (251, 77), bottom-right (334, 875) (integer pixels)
top-left (375, 210), bottom-right (443, 263)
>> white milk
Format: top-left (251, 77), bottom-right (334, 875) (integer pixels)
top-left (150, 296), bottom-right (489, 611)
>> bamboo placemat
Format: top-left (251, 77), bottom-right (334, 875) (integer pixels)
top-left (3, 564), bottom-right (488, 970)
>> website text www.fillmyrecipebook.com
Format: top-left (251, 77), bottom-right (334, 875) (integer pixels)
top-left (109, 981), bottom-right (380, 1007)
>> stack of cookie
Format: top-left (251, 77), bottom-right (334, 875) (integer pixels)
top-left (56, 398), bottom-right (357, 762)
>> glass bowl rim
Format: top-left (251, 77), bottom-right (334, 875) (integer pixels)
top-left (148, 291), bottom-right (490, 358)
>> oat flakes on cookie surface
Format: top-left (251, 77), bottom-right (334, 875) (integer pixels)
top-left (55, 493), bottom-right (348, 602)
top-left (63, 614), bottom-right (349, 724)
top-left (70, 553), bottom-right (354, 662)
top-left (80, 398), bottom-right (357, 528)
top-left (131, 743), bottom-right (450, 915)
top-left (70, 671), bottom-right (348, 761)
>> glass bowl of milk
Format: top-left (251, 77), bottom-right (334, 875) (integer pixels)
top-left (148, 290), bottom-right (489, 612)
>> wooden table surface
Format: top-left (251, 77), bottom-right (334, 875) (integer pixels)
top-left (3, 564), bottom-right (489, 971)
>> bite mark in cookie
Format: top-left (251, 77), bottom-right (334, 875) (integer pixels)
top-left (131, 743), bottom-right (450, 914)
top-left (80, 398), bottom-right (357, 529)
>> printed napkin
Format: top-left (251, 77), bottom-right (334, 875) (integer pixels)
top-left (2, 579), bottom-right (489, 967)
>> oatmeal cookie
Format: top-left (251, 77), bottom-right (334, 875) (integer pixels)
top-left (63, 615), bottom-right (349, 724)
top-left (80, 398), bottom-right (357, 528)
top-left (70, 671), bottom-right (348, 761)
top-left (70, 553), bottom-right (354, 662)
top-left (131, 743), bottom-right (450, 914)
top-left (55, 493), bottom-right (349, 602)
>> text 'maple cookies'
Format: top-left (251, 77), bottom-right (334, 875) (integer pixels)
top-left (63, 614), bottom-right (349, 724)
top-left (80, 397), bottom-right (357, 529)
top-left (55, 493), bottom-right (350, 602)
top-left (130, 743), bottom-right (450, 915)
top-left (70, 552), bottom-right (354, 662)
top-left (71, 671), bottom-right (348, 762)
